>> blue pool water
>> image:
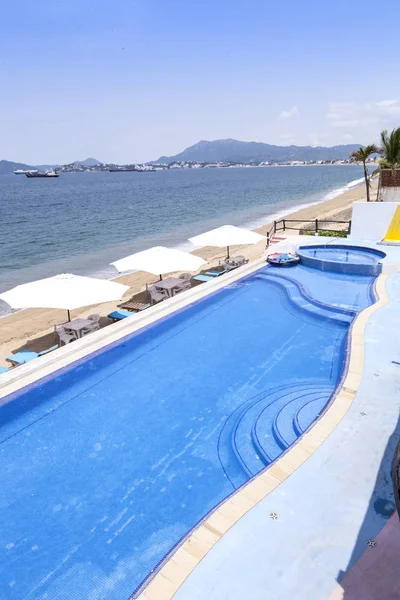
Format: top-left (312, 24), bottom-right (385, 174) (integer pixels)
top-left (298, 244), bottom-right (385, 276)
top-left (0, 265), bottom-right (376, 599)
top-left (299, 245), bottom-right (385, 264)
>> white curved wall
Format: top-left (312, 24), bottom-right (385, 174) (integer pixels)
top-left (350, 202), bottom-right (399, 241)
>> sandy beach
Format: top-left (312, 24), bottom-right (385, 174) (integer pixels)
top-left (0, 181), bottom-right (374, 367)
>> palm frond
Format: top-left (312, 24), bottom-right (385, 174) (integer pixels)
top-left (350, 144), bottom-right (379, 162)
top-left (379, 128), bottom-right (400, 168)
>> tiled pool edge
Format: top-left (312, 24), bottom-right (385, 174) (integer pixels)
top-left (133, 273), bottom-right (389, 600)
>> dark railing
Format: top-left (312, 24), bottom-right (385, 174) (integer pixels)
top-left (266, 219), bottom-right (352, 246)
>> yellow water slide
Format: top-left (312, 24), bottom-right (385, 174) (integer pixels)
top-left (383, 205), bottom-right (400, 242)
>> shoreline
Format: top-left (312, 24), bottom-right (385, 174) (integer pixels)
top-left (0, 179), bottom-right (374, 366)
top-left (241, 176), bottom-right (365, 233)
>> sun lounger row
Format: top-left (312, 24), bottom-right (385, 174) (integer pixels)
top-left (2, 315), bottom-right (102, 370)
top-left (1, 258), bottom-right (250, 370)
top-left (193, 255), bottom-right (248, 282)
top-left (109, 260), bottom-right (249, 320)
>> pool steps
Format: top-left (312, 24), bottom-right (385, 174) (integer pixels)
top-left (255, 272), bottom-right (355, 325)
top-left (218, 382), bottom-right (332, 489)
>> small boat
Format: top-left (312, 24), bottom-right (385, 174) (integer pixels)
top-left (26, 169), bottom-right (59, 178)
top-left (267, 252), bottom-right (300, 267)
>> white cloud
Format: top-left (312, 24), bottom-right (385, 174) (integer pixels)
top-left (326, 99), bottom-right (400, 130)
top-left (279, 106), bottom-right (299, 120)
top-left (367, 100), bottom-right (400, 115)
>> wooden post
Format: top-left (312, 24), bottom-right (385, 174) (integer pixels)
top-left (273, 220), bottom-right (277, 234)
top-left (315, 219), bottom-right (319, 234)
top-left (283, 219), bottom-right (286, 231)
top-left (348, 220), bottom-right (352, 235)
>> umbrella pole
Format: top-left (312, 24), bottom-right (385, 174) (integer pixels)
top-left (67, 309), bottom-right (71, 322)
top-left (227, 245), bottom-right (230, 259)
top-left (159, 274), bottom-right (163, 281)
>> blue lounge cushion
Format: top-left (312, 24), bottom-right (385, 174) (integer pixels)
top-left (6, 344), bottom-right (58, 366)
top-left (205, 270), bottom-right (225, 277)
top-left (0, 366), bottom-right (8, 374)
top-left (38, 345), bottom-right (58, 356)
top-left (108, 309), bottom-right (132, 321)
top-left (193, 275), bottom-right (215, 282)
top-left (6, 350), bottom-right (39, 365)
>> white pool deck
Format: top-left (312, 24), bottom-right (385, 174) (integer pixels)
top-left (1, 237), bottom-right (400, 600)
top-left (171, 274), bottom-right (400, 599)
top-left (169, 241), bottom-right (400, 600)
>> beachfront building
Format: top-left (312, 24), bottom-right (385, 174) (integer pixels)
top-left (380, 168), bottom-right (400, 202)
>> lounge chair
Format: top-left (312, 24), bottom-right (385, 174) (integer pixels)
top-left (56, 327), bottom-right (77, 346)
top-left (6, 345), bottom-right (58, 366)
top-left (118, 299), bottom-right (151, 312)
top-left (0, 366), bottom-right (8, 375)
top-left (205, 268), bottom-right (227, 277)
top-left (108, 309), bottom-right (133, 322)
top-left (192, 274), bottom-right (215, 282)
top-left (179, 273), bottom-right (192, 280)
top-left (148, 286), bottom-right (168, 305)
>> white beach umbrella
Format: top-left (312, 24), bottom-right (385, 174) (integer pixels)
top-left (0, 273), bottom-right (130, 321)
top-left (111, 246), bottom-right (206, 279)
top-left (188, 225), bottom-right (266, 258)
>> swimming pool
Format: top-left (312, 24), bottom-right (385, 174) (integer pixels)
top-left (298, 244), bottom-right (386, 275)
top-left (0, 263), bottom-right (377, 599)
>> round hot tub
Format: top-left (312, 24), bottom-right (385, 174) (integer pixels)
top-left (297, 244), bottom-right (386, 275)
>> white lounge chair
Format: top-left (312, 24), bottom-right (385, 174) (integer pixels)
top-left (56, 327), bottom-right (77, 346)
top-left (148, 286), bottom-right (168, 305)
top-left (88, 314), bottom-right (101, 323)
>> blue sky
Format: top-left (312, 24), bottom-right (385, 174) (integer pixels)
top-left (1, 0), bottom-right (400, 164)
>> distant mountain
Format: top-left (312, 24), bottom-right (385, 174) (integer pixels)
top-left (0, 157), bottom-right (102, 174)
top-left (0, 160), bottom-right (37, 174)
top-left (73, 158), bottom-right (102, 167)
top-left (156, 138), bottom-right (361, 164)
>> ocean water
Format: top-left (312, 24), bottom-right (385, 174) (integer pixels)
top-left (0, 166), bottom-right (363, 302)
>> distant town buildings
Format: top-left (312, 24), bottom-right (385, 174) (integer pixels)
top-left (56, 157), bottom-right (375, 174)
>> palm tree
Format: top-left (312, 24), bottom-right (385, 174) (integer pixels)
top-left (350, 144), bottom-right (378, 202)
top-left (379, 128), bottom-right (400, 169)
